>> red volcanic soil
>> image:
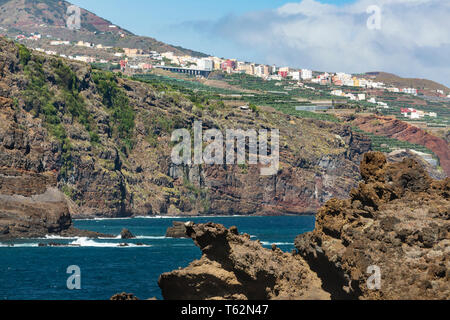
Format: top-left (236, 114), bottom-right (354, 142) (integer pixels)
top-left (352, 116), bottom-right (450, 176)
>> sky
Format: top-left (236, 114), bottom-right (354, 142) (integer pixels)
top-left (70, 0), bottom-right (450, 87)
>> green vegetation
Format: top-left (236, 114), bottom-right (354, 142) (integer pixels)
top-left (183, 177), bottom-right (210, 212)
top-left (91, 62), bottom-right (121, 72)
top-left (92, 71), bottom-right (135, 151)
top-left (18, 44), bottom-right (31, 65)
top-left (18, 46), bottom-right (102, 179)
top-left (133, 73), bottom-right (339, 122)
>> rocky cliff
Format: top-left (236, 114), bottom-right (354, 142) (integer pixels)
top-left (295, 152), bottom-right (449, 299)
top-left (0, 37), bottom-right (372, 221)
top-left (158, 223), bottom-right (330, 300)
top-left (159, 152), bottom-right (449, 300)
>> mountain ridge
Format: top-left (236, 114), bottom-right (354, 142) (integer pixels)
top-left (364, 71), bottom-right (449, 92)
top-left (0, 0), bottom-right (207, 57)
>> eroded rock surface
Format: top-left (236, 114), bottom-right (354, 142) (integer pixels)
top-left (295, 152), bottom-right (449, 300)
top-left (158, 223), bottom-right (330, 300)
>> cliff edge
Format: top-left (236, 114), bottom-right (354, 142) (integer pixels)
top-left (158, 223), bottom-right (330, 300)
top-left (296, 152), bottom-right (449, 299)
top-left (158, 152), bottom-right (449, 300)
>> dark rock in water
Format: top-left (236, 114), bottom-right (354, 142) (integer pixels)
top-left (110, 293), bottom-right (139, 300)
top-left (165, 221), bottom-right (192, 238)
top-left (59, 227), bottom-right (113, 239)
top-left (158, 223), bottom-right (330, 300)
top-left (120, 228), bottom-right (135, 239)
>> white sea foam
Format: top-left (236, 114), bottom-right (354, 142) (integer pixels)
top-left (69, 237), bottom-right (151, 248)
top-left (98, 235), bottom-right (122, 240)
top-left (261, 241), bottom-right (293, 246)
top-left (44, 235), bottom-right (79, 240)
top-left (74, 217), bottom-right (132, 221)
top-left (98, 235), bottom-right (167, 240)
top-left (135, 235), bottom-right (167, 239)
top-left (0, 243), bottom-right (40, 248)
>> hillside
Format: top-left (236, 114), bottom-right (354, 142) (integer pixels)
top-left (0, 36), bottom-right (374, 230)
top-left (352, 115), bottom-right (450, 176)
top-left (0, 0), bottom-right (207, 57)
top-left (364, 72), bottom-right (449, 93)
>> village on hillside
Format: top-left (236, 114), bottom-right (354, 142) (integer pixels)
top-left (6, 29), bottom-right (449, 133)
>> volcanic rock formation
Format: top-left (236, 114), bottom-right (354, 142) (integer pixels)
top-left (295, 152), bottom-right (449, 300)
top-left (158, 152), bottom-right (449, 300)
top-left (158, 223), bottom-right (330, 300)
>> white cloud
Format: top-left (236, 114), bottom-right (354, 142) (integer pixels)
top-left (206, 0), bottom-right (450, 86)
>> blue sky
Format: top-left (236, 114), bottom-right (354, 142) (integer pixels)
top-left (69, 0), bottom-right (450, 86)
top-left (70, 0), bottom-right (356, 57)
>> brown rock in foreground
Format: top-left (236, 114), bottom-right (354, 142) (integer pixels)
top-left (295, 152), bottom-right (449, 300)
top-left (158, 223), bottom-right (330, 300)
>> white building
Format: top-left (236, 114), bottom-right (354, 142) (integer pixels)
top-left (345, 93), bottom-right (357, 100)
top-left (331, 89), bottom-right (343, 96)
top-left (290, 71), bottom-right (300, 81)
top-left (267, 75), bottom-right (282, 81)
top-left (410, 112), bottom-right (420, 119)
top-left (301, 69), bottom-right (312, 80)
top-left (402, 88), bottom-right (418, 95)
top-left (377, 101), bottom-right (389, 108)
top-left (50, 40), bottom-right (70, 46)
top-left (197, 58), bottom-right (213, 71)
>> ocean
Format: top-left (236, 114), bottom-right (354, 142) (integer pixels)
top-left (0, 215), bottom-right (315, 300)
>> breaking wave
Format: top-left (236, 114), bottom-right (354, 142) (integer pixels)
top-left (69, 237), bottom-right (151, 248)
top-left (261, 241), bottom-right (293, 246)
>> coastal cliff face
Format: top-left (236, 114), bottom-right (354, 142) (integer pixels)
top-left (158, 223), bottom-right (330, 300)
top-left (158, 152), bottom-right (449, 300)
top-left (0, 37), bottom-right (371, 220)
top-left (295, 152), bottom-right (449, 300)
top-left (0, 93), bottom-right (72, 239)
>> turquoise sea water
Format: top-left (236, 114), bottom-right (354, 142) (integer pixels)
top-left (0, 216), bottom-right (315, 300)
